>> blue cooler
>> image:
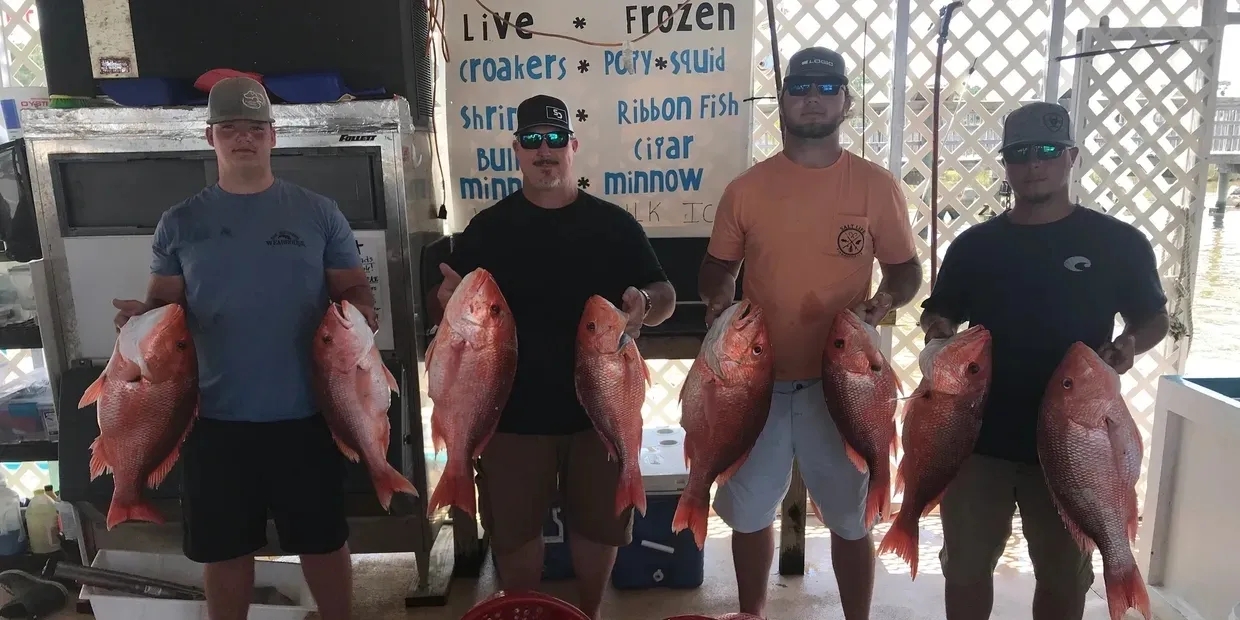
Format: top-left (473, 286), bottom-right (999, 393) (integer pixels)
top-left (611, 426), bottom-right (704, 590)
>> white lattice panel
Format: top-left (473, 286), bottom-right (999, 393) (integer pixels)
top-left (1069, 26), bottom-right (1221, 508)
top-left (0, 0), bottom-right (42, 87)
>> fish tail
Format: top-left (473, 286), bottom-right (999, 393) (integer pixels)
top-left (671, 486), bottom-right (709, 551)
top-left (876, 509), bottom-right (921, 580)
top-left (370, 462), bottom-right (420, 512)
top-left (426, 467), bottom-right (475, 518)
top-left (865, 467), bottom-right (893, 526)
top-left (106, 496), bottom-right (165, 530)
top-left (615, 463), bottom-right (647, 517)
top-left (1103, 561), bottom-right (1151, 620)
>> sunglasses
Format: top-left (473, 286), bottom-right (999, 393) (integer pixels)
top-left (516, 131), bottom-right (571, 150)
top-left (1002, 144), bottom-right (1066, 164)
top-left (784, 79), bottom-right (846, 97)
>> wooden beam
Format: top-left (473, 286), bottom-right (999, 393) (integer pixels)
top-left (778, 463), bottom-right (807, 575)
top-left (405, 523), bottom-right (455, 607)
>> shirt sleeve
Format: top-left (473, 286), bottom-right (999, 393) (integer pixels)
top-left (1117, 227), bottom-right (1168, 322)
top-left (615, 210), bottom-right (669, 287)
top-left (150, 210), bottom-right (183, 277)
top-left (869, 169), bottom-right (918, 265)
top-left (705, 182), bottom-right (746, 262)
top-left (322, 202), bottom-right (363, 270)
top-left (919, 231), bottom-right (974, 324)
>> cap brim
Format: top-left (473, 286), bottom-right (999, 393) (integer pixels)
top-left (786, 71), bottom-right (848, 82)
top-left (513, 122), bottom-right (572, 134)
top-left (998, 139), bottom-right (1075, 152)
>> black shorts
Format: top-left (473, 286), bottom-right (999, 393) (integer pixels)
top-left (180, 414), bottom-right (349, 563)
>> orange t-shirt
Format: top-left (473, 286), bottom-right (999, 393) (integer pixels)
top-left (706, 151), bottom-right (918, 381)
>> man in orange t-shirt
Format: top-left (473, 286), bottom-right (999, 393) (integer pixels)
top-left (699, 46), bottom-right (922, 619)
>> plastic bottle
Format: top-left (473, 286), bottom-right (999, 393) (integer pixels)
top-left (0, 480), bottom-right (25, 555)
top-left (24, 489), bottom-right (60, 554)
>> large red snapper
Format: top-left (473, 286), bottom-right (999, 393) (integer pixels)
top-left (574, 295), bottom-right (650, 517)
top-left (1038, 341), bottom-right (1150, 620)
top-left (312, 300), bottom-right (417, 511)
top-left (877, 325), bottom-right (992, 578)
top-left (425, 268), bottom-right (518, 518)
top-left (821, 309), bottom-right (899, 528)
top-left (78, 303), bottom-right (198, 530)
top-left (672, 300), bottom-right (775, 549)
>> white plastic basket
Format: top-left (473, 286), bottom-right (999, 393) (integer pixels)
top-left (81, 550), bottom-right (316, 620)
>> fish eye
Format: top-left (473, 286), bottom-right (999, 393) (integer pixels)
top-left (1062, 378), bottom-right (1073, 389)
top-left (751, 345), bottom-right (763, 355)
top-left (967, 362), bottom-right (980, 374)
top-left (176, 341), bottom-right (187, 351)
top-left (587, 321), bottom-right (596, 332)
top-left (870, 364), bottom-right (882, 372)
top-left (489, 304), bottom-right (502, 316)
top-left (322, 335), bottom-right (333, 344)
top-left (833, 338), bottom-right (845, 348)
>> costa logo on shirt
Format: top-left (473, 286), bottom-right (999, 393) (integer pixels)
top-left (266, 230), bottom-right (306, 247)
top-left (837, 224), bottom-right (866, 256)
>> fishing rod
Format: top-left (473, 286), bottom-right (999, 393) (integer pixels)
top-left (929, 0), bottom-right (964, 289)
top-left (862, 20), bottom-right (869, 160)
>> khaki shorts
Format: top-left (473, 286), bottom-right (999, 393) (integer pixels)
top-left (476, 430), bottom-right (634, 555)
top-left (938, 454), bottom-right (1095, 595)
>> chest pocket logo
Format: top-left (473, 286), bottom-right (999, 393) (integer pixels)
top-left (836, 224), bottom-right (867, 257)
top-left (266, 230), bottom-right (307, 248)
top-left (1063, 256), bottom-right (1092, 272)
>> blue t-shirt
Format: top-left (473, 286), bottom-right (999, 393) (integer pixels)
top-left (150, 179), bottom-right (363, 422)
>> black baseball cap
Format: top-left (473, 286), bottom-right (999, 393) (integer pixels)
top-left (786, 47), bottom-right (848, 83)
top-left (515, 94), bottom-right (572, 134)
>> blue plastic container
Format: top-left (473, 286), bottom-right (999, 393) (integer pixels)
top-left (611, 494), bottom-right (704, 590)
top-left (264, 72), bottom-right (386, 104)
top-left (98, 77), bottom-right (203, 107)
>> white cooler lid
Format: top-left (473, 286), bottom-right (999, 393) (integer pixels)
top-left (639, 426), bottom-right (689, 495)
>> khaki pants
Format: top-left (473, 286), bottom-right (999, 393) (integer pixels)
top-left (939, 454), bottom-right (1095, 596)
top-left (476, 430), bottom-right (634, 555)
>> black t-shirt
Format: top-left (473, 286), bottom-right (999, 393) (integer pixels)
top-left (444, 190), bottom-right (670, 435)
top-left (920, 206), bottom-right (1168, 464)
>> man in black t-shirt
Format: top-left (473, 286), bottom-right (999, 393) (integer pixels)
top-left (430, 94), bottom-right (675, 619)
top-left (918, 101), bottom-right (1169, 620)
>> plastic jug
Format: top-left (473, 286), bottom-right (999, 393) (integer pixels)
top-left (24, 488), bottom-right (59, 554)
top-left (0, 479), bottom-right (25, 555)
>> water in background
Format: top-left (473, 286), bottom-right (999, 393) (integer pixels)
top-left (1184, 208), bottom-right (1240, 378)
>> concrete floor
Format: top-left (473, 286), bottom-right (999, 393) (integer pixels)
top-left (20, 514), bottom-right (1173, 620)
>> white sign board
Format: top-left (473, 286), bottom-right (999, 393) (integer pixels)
top-left (443, 1), bottom-right (755, 237)
top-left (352, 229), bottom-right (394, 351)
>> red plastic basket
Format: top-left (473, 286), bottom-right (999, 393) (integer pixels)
top-left (664, 615), bottom-right (765, 620)
top-left (461, 590), bottom-right (591, 620)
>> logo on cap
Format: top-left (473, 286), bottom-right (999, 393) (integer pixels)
top-left (803, 58), bottom-right (835, 67)
top-left (546, 106), bottom-right (566, 122)
top-left (242, 90), bottom-right (266, 110)
top-left (1043, 112), bottom-right (1064, 132)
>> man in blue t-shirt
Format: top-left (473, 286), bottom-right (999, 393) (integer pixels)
top-left (112, 76), bottom-right (374, 620)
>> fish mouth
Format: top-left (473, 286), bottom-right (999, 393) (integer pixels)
top-left (732, 299), bottom-right (760, 327)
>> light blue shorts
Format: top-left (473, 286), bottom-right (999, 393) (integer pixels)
top-left (711, 379), bottom-right (871, 540)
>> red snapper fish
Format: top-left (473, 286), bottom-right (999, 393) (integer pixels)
top-left (312, 300), bottom-right (417, 511)
top-left (877, 324), bottom-right (992, 578)
top-left (821, 309), bottom-right (900, 528)
top-left (78, 303), bottom-right (198, 530)
top-left (672, 300), bottom-right (775, 549)
top-left (1038, 341), bottom-right (1150, 620)
top-left (574, 295), bottom-right (650, 517)
top-left (426, 268), bottom-right (518, 517)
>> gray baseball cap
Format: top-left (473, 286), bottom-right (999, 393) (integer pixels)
top-left (999, 101), bottom-right (1074, 151)
top-left (207, 77), bottom-right (274, 125)
top-left (786, 47), bottom-right (848, 82)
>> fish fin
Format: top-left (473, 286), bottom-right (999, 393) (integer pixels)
top-left (78, 374), bottom-right (106, 408)
top-left (471, 427), bottom-right (499, 460)
top-left (430, 406), bottom-right (448, 455)
top-left (864, 465), bottom-right (892, 527)
top-left (671, 486), bottom-right (710, 550)
top-left (106, 497), bottom-right (165, 530)
top-left (890, 431), bottom-right (900, 461)
top-left (716, 447), bottom-right (754, 487)
top-left (876, 509), bottom-right (921, 580)
top-left (370, 461), bottom-right (420, 511)
top-left (898, 378), bottom-right (931, 403)
top-left (920, 490), bottom-right (947, 517)
top-left (1045, 485), bottom-right (1098, 554)
top-left (426, 467), bottom-right (476, 518)
top-left (615, 464), bottom-right (647, 517)
top-left (1103, 562), bottom-right (1151, 620)
top-left (145, 413), bottom-right (196, 489)
top-left (88, 437), bottom-right (111, 480)
top-left (1106, 412), bottom-right (1143, 543)
top-left (382, 363), bottom-right (400, 395)
top-left (593, 430), bottom-right (619, 462)
top-left (843, 441), bottom-right (869, 474)
top-left (332, 434), bottom-right (362, 463)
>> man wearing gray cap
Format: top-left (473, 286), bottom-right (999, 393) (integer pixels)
top-left (699, 46), bottom-right (922, 619)
top-left (111, 76), bottom-right (377, 620)
top-left (919, 101), bottom-right (1169, 620)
